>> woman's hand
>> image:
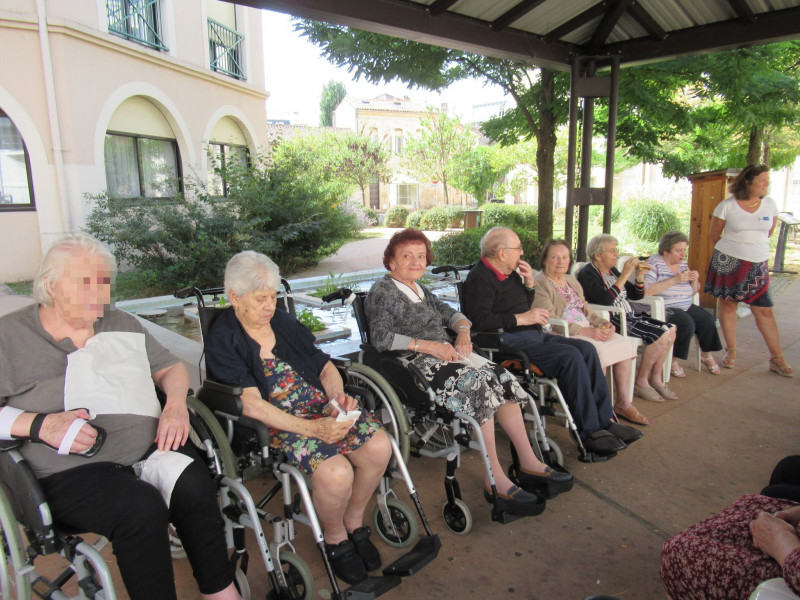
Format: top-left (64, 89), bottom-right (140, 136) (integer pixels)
top-left (313, 417), bottom-right (354, 444)
top-left (776, 505), bottom-right (800, 528)
top-left (328, 393), bottom-right (358, 415)
top-left (156, 402), bottom-right (190, 451)
top-left (750, 511), bottom-right (800, 567)
top-left (418, 339), bottom-right (461, 362)
top-left (40, 409), bottom-right (98, 453)
top-left (579, 327), bottom-right (614, 342)
top-left (454, 330), bottom-right (472, 359)
top-left (687, 270), bottom-right (700, 282)
top-left (620, 256), bottom-right (640, 279)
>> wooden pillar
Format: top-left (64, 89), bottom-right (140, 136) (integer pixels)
top-left (687, 169), bottom-right (740, 309)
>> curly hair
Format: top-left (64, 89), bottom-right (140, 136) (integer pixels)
top-left (729, 164), bottom-right (769, 200)
top-left (658, 231), bottom-right (689, 255)
top-left (382, 228), bottom-right (433, 270)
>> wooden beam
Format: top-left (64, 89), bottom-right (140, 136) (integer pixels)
top-left (490, 0), bottom-right (547, 32)
top-left (427, 0), bottom-right (460, 17)
top-left (727, 0), bottom-right (756, 23)
top-left (545, 2), bottom-right (609, 43)
top-left (628, 1), bottom-right (667, 40)
top-left (587, 0), bottom-right (635, 54)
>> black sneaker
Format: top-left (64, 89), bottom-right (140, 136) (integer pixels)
top-left (325, 539), bottom-right (367, 584)
top-left (348, 526), bottom-right (382, 571)
top-left (605, 421), bottom-right (643, 445)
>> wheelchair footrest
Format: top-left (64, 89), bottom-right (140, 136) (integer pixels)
top-left (382, 534), bottom-right (441, 577)
top-left (343, 575), bottom-right (402, 599)
top-left (578, 450), bottom-right (617, 464)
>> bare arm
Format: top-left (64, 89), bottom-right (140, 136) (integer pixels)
top-left (709, 216), bottom-right (726, 245)
top-left (152, 362), bottom-right (191, 451)
top-left (769, 216), bottom-right (778, 238)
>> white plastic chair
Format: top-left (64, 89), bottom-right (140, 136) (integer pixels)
top-left (749, 578), bottom-right (800, 600)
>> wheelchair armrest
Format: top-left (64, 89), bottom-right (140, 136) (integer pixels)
top-left (0, 440), bottom-right (23, 451)
top-left (196, 380), bottom-right (243, 417)
top-left (588, 303), bottom-right (627, 335)
top-left (236, 415), bottom-right (272, 452)
top-left (471, 331), bottom-right (505, 350)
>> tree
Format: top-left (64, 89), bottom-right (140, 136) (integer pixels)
top-left (610, 42), bottom-right (800, 177)
top-left (297, 21), bottom-right (569, 241)
top-left (450, 142), bottom-right (532, 203)
top-left (319, 80), bottom-right (347, 126)
top-left (329, 131), bottom-right (391, 205)
top-left (402, 109), bottom-right (475, 205)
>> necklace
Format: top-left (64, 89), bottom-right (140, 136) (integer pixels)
top-left (546, 275), bottom-right (570, 294)
top-left (738, 197), bottom-right (761, 209)
top-left (391, 277), bottom-right (424, 300)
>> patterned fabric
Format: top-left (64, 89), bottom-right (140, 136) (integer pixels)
top-left (660, 494), bottom-right (800, 599)
top-left (705, 249), bottom-right (771, 305)
top-left (408, 353), bottom-right (528, 426)
top-left (645, 254), bottom-right (694, 310)
top-left (555, 282), bottom-right (590, 325)
top-left (601, 272), bottom-right (634, 313)
top-left (262, 358), bottom-right (382, 475)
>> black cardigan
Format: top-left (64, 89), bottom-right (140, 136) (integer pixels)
top-left (461, 260), bottom-right (540, 333)
top-left (576, 263), bottom-right (644, 308)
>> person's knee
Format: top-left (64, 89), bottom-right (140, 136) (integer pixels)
top-left (367, 430), bottom-right (392, 467)
top-left (313, 456), bottom-right (355, 493)
top-left (116, 484), bottom-right (170, 542)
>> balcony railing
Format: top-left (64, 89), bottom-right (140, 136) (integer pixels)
top-left (208, 18), bottom-right (245, 80)
top-left (107, 0), bottom-right (167, 51)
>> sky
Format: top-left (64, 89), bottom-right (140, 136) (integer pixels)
top-left (261, 10), bottom-right (509, 126)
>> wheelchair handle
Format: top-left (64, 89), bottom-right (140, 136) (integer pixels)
top-left (174, 286), bottom-right (199, 299)
top-left (431, 264), bottom-right (473, 278)
top-left (321, 288), bottom-right (353, 304)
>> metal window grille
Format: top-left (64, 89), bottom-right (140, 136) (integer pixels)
top-left (208, 18), bottom-right (245, 80)
top-left (107, 0), bottom-right (167, 51)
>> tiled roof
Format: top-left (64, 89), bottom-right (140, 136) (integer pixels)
top-left (265, 123), bottom-right (352, 140)
top-left (341, 94), bottom-right (430, 114)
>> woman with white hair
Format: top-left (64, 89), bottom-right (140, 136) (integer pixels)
top-left (577, 234), bottom-right (677, 404)
top-left (204, 251), bottom-right (392, 586)
top-left (0, 234), bottom-right (240, 600)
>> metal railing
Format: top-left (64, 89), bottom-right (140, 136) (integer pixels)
top-left (208, 18), bottom-right (245, 80)
top-left (107, 0), bottom-right (167, 51)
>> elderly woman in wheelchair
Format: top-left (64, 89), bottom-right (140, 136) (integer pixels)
top-left (0, 234), bottom-right (240, 600)
top-left (365, 229), bottom-right (573, 518)
top-left (204, 250), bottom-right (393, 585)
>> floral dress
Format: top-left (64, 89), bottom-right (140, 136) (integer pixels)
top-left (262, 357), bottom-right (382, 474)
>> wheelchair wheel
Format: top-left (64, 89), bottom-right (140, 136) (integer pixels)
top-left (530, 436), bottom-right (564, 468)
top-left (0, 487), bottom-right (30, 600)
top-left (411, 421), bottom-right (455, 451)
top-left (169, 524), bottom-right (187, 559)
top-left (267, 551), bottom-right (314, 600)
top-left (346, 363), bottom-right (410, 464)
top-left (441, 499), bottom-right (472, 535)
top-left (234, 566), bottom-right (251, 600)
top-left (187, 395), bottom-right (238, 478)
top-left (372, 497), bottom-right (419, 549)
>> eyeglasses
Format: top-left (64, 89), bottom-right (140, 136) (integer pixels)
top-left (502, 246), bottom-right (523, 252)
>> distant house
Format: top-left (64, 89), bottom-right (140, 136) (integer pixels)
top-left (0, 0), bottom-right (269, 282)
top-left (334, 94), bottom-right (475, 211)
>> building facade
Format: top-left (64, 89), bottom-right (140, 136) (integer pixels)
top-left (0, 0), bottom-right (269, 282)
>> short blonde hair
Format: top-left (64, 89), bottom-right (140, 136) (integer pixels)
top-left (224, 251), bottom-right (281, 298)
top-left (586, 234), bottom-right (618, 264)
top-left (33, 234), bottom-right (116, 306)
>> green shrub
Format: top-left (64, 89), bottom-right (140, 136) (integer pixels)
top-left (446, 206), bottom-right (465, 228)
top-left (420, 206), bottom-right (453, 231)
top-left (479, 203), bottom-right (537, 232)
top-left (385, 206), bottom-right (409, 228)
top-left (432, 226), bottom-right (541, 268)
top-left (623, 198), bottom-right (682, 243)
top-left (406, 209), bottom-right (426, 229)
top-left (364, 207), bottom-right (379, 226)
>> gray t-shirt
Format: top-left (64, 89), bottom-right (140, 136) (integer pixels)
top-left (0, 304), bottom-right (177, 478)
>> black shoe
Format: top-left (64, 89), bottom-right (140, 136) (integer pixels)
top-left (483, 484), bottom-right (545, 516)
top-left (517, 466), bottom-right (574, 494)
top-left (605, 421), bottom-right (643, 445)
top-left (348, 526), bottom-right (382, 571)
top-left (325, 539), bottom-right (367, 584)
top-left (582, 429), bottom-right (627, 454)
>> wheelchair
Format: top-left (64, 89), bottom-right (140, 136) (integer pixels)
top-left (0, 393), bottom-right (305, 600)
top-left (322, 286), bottom-right (571, 535)
top-left (174, 283), bottom-right (440, 600)
top-left (431, 264), bottom-right (617, 464)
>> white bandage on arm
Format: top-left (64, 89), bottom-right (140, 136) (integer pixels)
top-left (57, 418), bottom-right (87, 455)
top-left (0, 406), bottom-right (25, 440)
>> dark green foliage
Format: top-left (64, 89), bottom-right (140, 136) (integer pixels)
top-left (296, 307), bottom-right (326, 332)
top-left (432, 226), bottom-right (541, 268)
top-left (385, 206), bottom-right (409, 228)
top-left (320, 80), bottom-right (347, 127)
top-left (406, 209), bottom-right (425, 229)
top-left (421, 206), bottom-right (463, 231)
top-left (623, 199), bottom-right (682, 243)
top-left (479, 204), bottom-right (538, 232)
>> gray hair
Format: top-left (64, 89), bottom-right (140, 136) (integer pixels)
top-left (224, 251), bottom-right (281, 298)
top-left (658, 230), bottom-right (689, 255)
top-left (586, 234), bottom-right (618, 263)
top-left (33, 234), bottom-right (116, 306)
top-left (480, 227), bottom-right (515, 258)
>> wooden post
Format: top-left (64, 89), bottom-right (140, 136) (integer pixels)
top-left (687, 169), bottom-right (740, 309)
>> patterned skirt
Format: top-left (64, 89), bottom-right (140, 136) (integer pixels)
top-left (608, 312), bottom-right (669, 345)
top-left (409, 353), bottom-right (528, 426)
top-left (660, 494), bottom-right (800, 599)
top-left (262, 358), bottom-right (383, 475)
top-left (705, 249), bottom-right (770, 304)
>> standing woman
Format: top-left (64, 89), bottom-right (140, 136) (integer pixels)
top-left (704, 164), bottom-right (793, 377)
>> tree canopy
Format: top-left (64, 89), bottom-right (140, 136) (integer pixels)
top-left (319, 80), bottom-right (347, 127)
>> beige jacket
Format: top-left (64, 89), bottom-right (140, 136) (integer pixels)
top-left (532, 272), bottom-right (609, 336)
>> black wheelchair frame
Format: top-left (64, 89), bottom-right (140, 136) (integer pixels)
top-left (175, 282), bottom-right (440, 600)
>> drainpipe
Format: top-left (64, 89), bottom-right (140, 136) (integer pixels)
top-left (36, 0), bottom-right (72, 234)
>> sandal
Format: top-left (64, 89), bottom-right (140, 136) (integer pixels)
top-left (722, 347), bottom-right (737, 369)
top-left (769, 356), bottom-right (795, 378)
top-left (670, 362), bottom-right (686, 378)
top-left (634, 385), bottom-right (664, 403)
top-left (614, 404), bottom-right (649, 426)
top-left (701, 356), bottom-right (721, 375)
top-left (652, 384), bottom-right (678, 401)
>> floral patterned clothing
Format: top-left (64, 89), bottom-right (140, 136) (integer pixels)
top-left (408, 353), bottom-right (528, 426)
top-left (262, 358), bottom-right (382, 475)
top-left (660, 494), bottom-right (800, 599)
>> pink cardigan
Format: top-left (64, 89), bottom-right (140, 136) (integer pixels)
top-left (532, 272), bottom-right (610, 336)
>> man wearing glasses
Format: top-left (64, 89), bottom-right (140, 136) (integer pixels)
top-left (462, 227), bottom-right (640, 458)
